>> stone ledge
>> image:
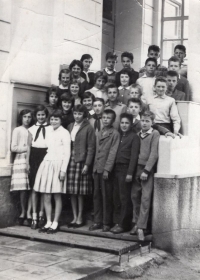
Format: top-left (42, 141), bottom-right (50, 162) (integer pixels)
top-left (0, 166), bottom-right (12, 177)
top-left (154, 173), bottom-right (200, 179)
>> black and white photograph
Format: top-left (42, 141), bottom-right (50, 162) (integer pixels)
top-left (0, 0), bottom-right (200, 279)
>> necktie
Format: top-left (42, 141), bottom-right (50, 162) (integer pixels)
top-left (34, 125), bottom-right (48, 141)
top-left (94, 116), bottom-right (102, 132)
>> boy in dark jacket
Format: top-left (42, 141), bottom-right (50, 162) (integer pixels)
top-left (111, 113), bottom-right (140, 234)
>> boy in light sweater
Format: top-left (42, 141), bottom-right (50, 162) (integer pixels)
top-left (131, 111), bottom-right (160, 241)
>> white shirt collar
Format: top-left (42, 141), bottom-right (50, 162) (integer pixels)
top-left (74, 121), bottom-right (83, 127)
top-left (118, 85), bottom-right (130, 90)
top-left (59, 84), bottom-right (68, 89)
top-left (140, 127), bottom-right (153, 137)
top-left (36, 122), bottom-right (48, 126)
top-left (133, 114), bottom-right (140, 123)
top-left (105, 67), bottom-right (115, 75)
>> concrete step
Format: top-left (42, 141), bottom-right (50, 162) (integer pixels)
top-left (0, 226), bottom-right (139, 255)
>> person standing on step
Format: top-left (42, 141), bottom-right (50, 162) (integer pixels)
top-left (10, 109), bottom-right (33, 226)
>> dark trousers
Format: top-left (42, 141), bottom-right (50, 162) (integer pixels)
top-left (131, 165), bottom-right (154, 229)
top-left (113, 164), bottom-right (132, 229)
top-left (93, 172), bottom-right (113, 225)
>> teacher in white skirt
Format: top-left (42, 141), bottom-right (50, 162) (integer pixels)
top-left (34, 109), bottom-right (71, 233)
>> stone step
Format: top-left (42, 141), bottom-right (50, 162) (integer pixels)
top-left (0, 226), bottom-right (139, 255)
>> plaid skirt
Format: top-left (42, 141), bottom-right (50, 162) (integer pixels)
top-left (66, 144), bottom-right (92, 195)
top-left (29, 147), bottom-right (47, 189)
top-left (10, 152), bottom-right (30, 192)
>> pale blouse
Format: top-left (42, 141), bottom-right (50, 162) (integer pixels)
top-left (28, 122), bottom-right (51, 148)
top-left (71, 122), bottom-right (83, 141)
top-left (11, 126), bottom-right (29, 153)
top-left (44, 126), bottom-right (71, 172)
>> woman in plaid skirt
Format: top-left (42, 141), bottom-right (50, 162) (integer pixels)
top-left (10, 109), bottom-right (33, 225)
top-left (67, 104), bottom-right (95, 227)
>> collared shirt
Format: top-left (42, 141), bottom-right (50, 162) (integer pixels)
top-left (148, 94), bottom-right (181, 133)
top-left (104, 67), bottom-right (116, 75)
top-left (136, 74), bottom-right (156, 102)
top-left (86, 87), bottom-right (108, 102)
top-left (133, 114), bottom-right (140, 124)
top-left (29, 122), bottom-right (51, 148)
top-left (139, 127), bottom-right (153, 139)
top-left (59, 85), bottom-right (68, 90)
top-left (71, 121), bottom-right (83, 141)
top-left (83, 70), bottom-right (90, 83)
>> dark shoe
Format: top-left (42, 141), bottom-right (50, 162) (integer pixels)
top-left (47, 227), bottom-right (58, 234)
top-left (137, 228), bottom-right (145, 241)
top-left (38, 216), bottom-right (45, 228)
top-left (38, 226), bottom-right (49, 233)
top-left (111, 225), bottom-right (124, 234)
top-left (26, 218), bottom-right (32, 227)
top-left (31, 219), bottom-right (38, 230)
top-left (74, 222), bottom-right (84, 228)
top-left (89, 223), bottom-right (102, 231)
top-left (110, 224), bottom-right (119, 233)
top-left (102, 225), bottom-right (111, 232)
top-left (130, 225), bottom-right (138, 235)
top-left (68, 222), bottom-right (76, 228)
top-left (17, 217), bottom-right (25, 226)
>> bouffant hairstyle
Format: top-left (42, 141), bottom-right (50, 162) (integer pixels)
top-left (69, 60), bottom-right (83, 72)
top-left (45, 85), bottom-right (59, 104)
top-left (34, 105), bottom-right (49, 118)
top-left (73, 104), bottom-right (88, 118)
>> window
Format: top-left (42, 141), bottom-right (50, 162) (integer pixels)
top-left (103, 0), bottom-right (114, 22)
top-left (161, 0), bottom-right (189, 66)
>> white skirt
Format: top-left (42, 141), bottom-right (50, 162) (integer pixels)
top-left (34, 160), bottom-right (66, 193)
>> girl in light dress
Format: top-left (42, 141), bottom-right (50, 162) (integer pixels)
top-left (33, 109), bottom-right (71, 233)
top-left (10, 109), bottom-right (33, 225)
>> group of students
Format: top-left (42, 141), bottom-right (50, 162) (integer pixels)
top-left (10, 44), bottom-right (189, 241)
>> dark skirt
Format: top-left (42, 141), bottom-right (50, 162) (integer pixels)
top-left (29, 147), bottom-right (47, 189)
top-left (66, 143), bottom-right (92, 195)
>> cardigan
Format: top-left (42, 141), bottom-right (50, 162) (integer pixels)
top-left (115, 130), bottom-right (140, 176)
top-left (166, 89), bottom-right (186, 101)
top-left (81, 71), bottom-right (95, 89)
top-left (176, 76), bottom-right (191, 101)
top-left (137, 129), bottom-right (160, 173)
top-left (61, 110), bottom-right (74, 129)
top-left (43, 125), bottom-right (71, 173)
top-left (93, 126), bottom-right (120, 173)
top-left (11, 126), bottom-right (29, 153)
top-left (132, 119), bottom-right (170, 135)
top-left (68, 119), bottom-right (95, 166)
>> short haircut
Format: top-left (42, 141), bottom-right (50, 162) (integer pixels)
top-left (106, 83), bottom-right (118, 93)
top-left (167, 70), bottom-right (179, 79)
top-left (121, 51), bottom-right (134, 62)
top-left (119, 69), bottom-right (132, 79)
top-left (73, 104), bottom-right (88, 118)
top-left (34, 105), bottom-right (49, 118)
top-left (127, 97), bottom-right (142, 108)
top-left (154, 76), bottom-right (167, 86)
top-left (93, 97), bottom-right (105, 106)
top-left (141, 110), bottom-right (155, 122)
top-left (18, 109), bottom-right (32, 125)
top-left (145, 57), bottom-right (157, 66)
top-left (103, 109), bottom-right (116, 122)
top-left (105, 52), bottom-right (118, 61)
top-left (80, 54), bottom-right (93, 62)
top-left (68, 80), bottom-right (81, 97)
top-left (168, 56), bottom-right (181, 66)
top-left (148, 45), bottom-right (160, 53)
top-left (58, 69), bottom-right (71, 81)
top-left (50, 109), bottom-right (63, 122)
top-left (69, 60), bottom-right (83, 71)
top-left (81, 91), bottom-right (95, 103)
top-left (45, 85), bottom-right (59, 103)
top-left (94, 71), bottom-right (108, 83)
top-left (120, 112), bottom-right (133, 124)
top-left (60, 93), bottom-right (75, 108)
top-left (129, 84), bottom-right (142, 96)
top-left (174, 44), bottom-right (186, 53)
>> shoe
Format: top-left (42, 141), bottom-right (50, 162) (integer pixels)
top-left (89, 223), bottom-right (102, 231)
top-left (31, 219), bottom-right (38, 230)
top-left (17, 217), bottom-right (25, 226)
top-left (38, 226), bottom-right (49, 233)
top-left (74, 222), bottom-right (84, 228)
top-left (27, 218), bottom-right (32, 227)
top-left (38, 216), bottom-right (45, 228)
top-left (137, 228), bottom-right (145, 241)
top-left (102, 225), bottom-right (111, 232)
top-left (110, 224), bottom-right (119, 233)
top-left (68, 222), bottom-right (76, 228)
top-left (111, 225), bottom-right (124, 234)
top-left (130, 225), bottom-right (138, 235)
top-left (47, 227), bottom-right (58, 234)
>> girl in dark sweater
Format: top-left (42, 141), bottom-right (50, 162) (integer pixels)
top-left (111, 113), bottom-right (140, 234)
